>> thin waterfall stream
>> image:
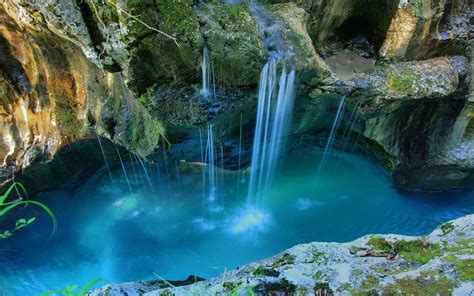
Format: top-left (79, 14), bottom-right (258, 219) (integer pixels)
top-left (247, 0), bottom-right (296, 205)
top-left (317, 96), bottom-right (347, 177)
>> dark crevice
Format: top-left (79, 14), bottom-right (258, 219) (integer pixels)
top-left (75, 0), bottom-right (122, 72)
top-left (0, 35), bottom-right (32, 95)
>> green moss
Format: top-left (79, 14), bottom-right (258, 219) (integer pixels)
top-left (440, 222), bottom-right (455, 235)
top-left (396, 240), bottom-right (441, 264)
top-left (353, 275), bottom-right (380, 296)
top-left (55, 100), bottom-right (82, 136)
top-left (338, 282), bottom-right (352, 292)
top-left (252, 266), bottom-right (279, 277)
top-left (223, 281), bottom-right (242, 292)
top-left (455, 259), bottom-right (474, 281)
top-left (382, 272), bottom-right (456, 295)
top-left (441, 254), bottom-right (458, 263)
top-left (368, 236), bottom-right (393, 253)
top-left (354, 269), bottom-right (363, 276)
top-left (124, 0), bottom-right (203, 93)
top-left (445, 238), bottom-right (474, 254)
top-left (271, 253), bottom-right (296, 268)
top-left (386, 65), bottom-right (419, 95)
top-left (262, 279), bottom-right (296, 294)
top-left (311, 251), bottom-right (329, 264)
top-left (296, 287), bottom-right (309, 296)
top-left (313, 282), bottom-right (333, 295)
top-left (367, 237), bottom-right (441, 264)
top-left (312, 271), bottom-right (325, 281)
top-left (159, 289), bottom-right (175, 296)
top-left (409, 0), bottom-right (432, 15)
top-left (198, 3), bottom-right (264, 88)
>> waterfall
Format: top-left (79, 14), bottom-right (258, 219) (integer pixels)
top-left (114, 145), bottom-right (134, 196)
top-left (316, 96), bottom-right (347, 176)
top-left (96, 135), bottom-right (115, 186)
top-left (200, 45), bottom-right (215, 100)
top-left (204, 124), bottom-right (218, 201)
top-left (247, 58), bottom-right (296, 204)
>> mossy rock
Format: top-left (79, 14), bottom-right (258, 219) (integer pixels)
top-left (198, 3), bottom-right (265, 89)
top-left (124, 0), bottom-right (203, 94)
top-left (455, 259), bottom-right (474, 281)
top-left (395, 239), bottom-right (441, 264)
top-left (440, 222), bottom-right (455, 235)
top-left (382, 271), bottom-right (457, 295)
top-left (252, 266), bottom-right (280, 277)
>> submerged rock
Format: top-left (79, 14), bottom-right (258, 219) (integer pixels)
top-left (88, 214), bottom-right (474, 295)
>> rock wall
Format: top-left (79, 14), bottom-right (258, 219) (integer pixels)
top-left (0, 2), bottom-right (164, 187)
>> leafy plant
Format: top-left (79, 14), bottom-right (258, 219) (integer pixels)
top-left (40, 278), bottom-right (103, 296)
top-left (0, 182), bottom-right (56, 239)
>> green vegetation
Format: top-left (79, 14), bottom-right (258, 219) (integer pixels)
top-left (455, 259), bottom-right (474, 281)
top-left (271, 253), bottom-right (296, 268)
top-left (386, 65), bottom-right (418, 95)
top-left (368, 236), bottom-right (393, 253)
top-left (40, 278), bottom-right (103, 296)
top-left (444, 238), bottom-right (474, 254)
top-left (0, 182), bottom-right (56, 239)
top-left (313, 282), bottom-right (333, 295)
top-left (252, 266), bottom-right (280, 277)
top-left (223, 281), bottom-right (241, 293)
top-left (55, 100), bottom-right (82, 136)
top-left (396, 239), bottom-right (441, 264)
top-left (382, 271), bottom-right (456, 295)
top-left (368, 237), bottom-right (441, 264)
top-left (440, 222), bottom-right (455, 235)
top-left (262, 279), bottom-right (296, 294)
top-left (357, 275), bottom-right (380, 294)
top-left (410, 0), bottom-right (432, 15)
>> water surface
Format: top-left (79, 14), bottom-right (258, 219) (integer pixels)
top-left (1, 151), bottom-right (473, 294)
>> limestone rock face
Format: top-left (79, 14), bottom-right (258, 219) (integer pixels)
top-left (0, 2), bottom-right (163, 186)
top-left (379, 0), bottom-right (470, 61)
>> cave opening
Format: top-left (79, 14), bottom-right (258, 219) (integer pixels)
top-left (312, 0), bottom-right (400, 58)
top-left (335, 15), bottom-right (383, 56)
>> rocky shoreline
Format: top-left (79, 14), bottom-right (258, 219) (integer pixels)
top-left (88, 214), bottom-right (474, 295)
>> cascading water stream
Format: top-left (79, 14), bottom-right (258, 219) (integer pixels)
top-left (246, 0), bottom-right (296, 205)
top-left (316, 96), bottom-right (347, 177)
top-left (96, 135), bottom-right (116, 187)
top-left (247, 59), bottom-right (296, 205)
top-left (204, 124), bottom-right (218, 202)
top-left (200, 45), bottom-right (215, 100)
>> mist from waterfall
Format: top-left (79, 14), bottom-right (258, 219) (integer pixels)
top-left (247, 59), bottom-right (296, 205)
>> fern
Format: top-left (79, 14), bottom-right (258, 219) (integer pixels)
top-left (0, 182), bottom-right (56, 239)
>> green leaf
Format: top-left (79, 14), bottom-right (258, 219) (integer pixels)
top-left (66, 284), bottom-right (78, 292)
top-left (77, 278), bottom-right (103, 296)
top-left (0, 202), bottom-right (22, 217)
top-left (27, 217), bottom-right (36, 224)
top-left (0, 182), bottom-right (28, 205)
top-left (16, 218), bottom-right (27, 226)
